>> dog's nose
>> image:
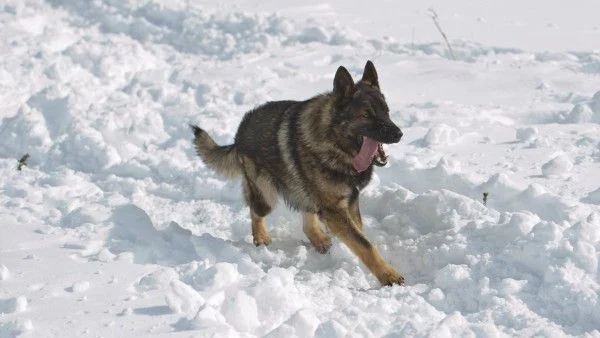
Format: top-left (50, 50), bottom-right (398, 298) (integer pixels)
top-left (390, 126), bottom-right (403, 143)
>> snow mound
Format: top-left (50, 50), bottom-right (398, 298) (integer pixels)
top-left (61, 205), bottom-right (111, 228)
top-left (222, 290), bottom-right (260, 332)
top-left (165, 280), bottom-right (205, 319)
top-left (314, 320), bottom-right (348, 338)
top-left (565, 103), bottom-right (599, 123)
top-left (265, 309), bottom-right (320, 338)
top-left (0, 319), bottom-right (33, 338)
top-left (582, 188), bottom-right (600, 204)
top-left (108, 205), bottom-right (198, 265)
top-left (563, 92), bottom-right (600, 123)
top-left (591, 90), bottom-right (600, 112)
top-left (135, 269), bottom-right (179, 293)
top-left (516, 127), bottom-right (538, 142)
top-left (0, 296), bottom-right (28, 313)
top-left (418, 124), bottom-right (460, 147)
top-left (0, 106), bottom-right (52, 163)
top-left (541, 154), bottom-right (573, 176)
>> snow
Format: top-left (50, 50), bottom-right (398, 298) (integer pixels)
top-left (515, 127), bottom-right (539, 142)
top-left (584, 188), bottom-right (600, 205)
top-left (1, 0), bottom-right (600, 337)
top-left (0, 265), bottom-right (9, 281)
top-left (0, 297), bottom-right (28, 314)
top-left (542, 154), bottom-right (574, 177)
top-left (164, 280), bottom-right (205, 318)
top-left (418, 124), bottom-right (460, 147)
top-left (67, 281), bottom-right (90, 293)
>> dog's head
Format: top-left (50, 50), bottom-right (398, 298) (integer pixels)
top-left (331, 61), bottom-right (403, 173)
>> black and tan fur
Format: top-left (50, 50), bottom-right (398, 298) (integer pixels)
top-left (191, 61), bottom-right (404, 286)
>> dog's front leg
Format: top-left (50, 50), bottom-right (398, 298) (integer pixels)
top-left (302, 212), bottom-right (332, 254)
top-left (319, 207), bottom-right (404, 286)
top-left (348, 196), bottom-right (363, 231)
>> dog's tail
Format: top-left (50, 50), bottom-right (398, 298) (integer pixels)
top-left (190, 124), bottom-right (242, 178)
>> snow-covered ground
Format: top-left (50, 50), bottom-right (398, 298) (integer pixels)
top-left (1, 0), bottom-right (600, 336)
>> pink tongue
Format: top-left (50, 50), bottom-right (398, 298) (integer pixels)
top-left (353, 137), bottom-right (379, 172)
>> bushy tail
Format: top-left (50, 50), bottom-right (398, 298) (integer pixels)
top-left (190, 124), bottom-right (242, 178)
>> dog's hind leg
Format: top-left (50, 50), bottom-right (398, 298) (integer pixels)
top-left (242, 170), bottom-right (276, 246)
top-left (302, 212), bottom-right (332, 254)
top-left (320, 207), bottom-right (404, 286)
top-left (250, 210), bottom-right (271, 246)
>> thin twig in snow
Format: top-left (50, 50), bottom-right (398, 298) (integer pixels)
top-left (428, 8), bottom-right (456, 60)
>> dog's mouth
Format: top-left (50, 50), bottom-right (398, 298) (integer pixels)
top-left (353, 136), bottom-right (388, 172)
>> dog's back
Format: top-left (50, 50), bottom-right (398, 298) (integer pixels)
top-left (190, 100), bottom-right (299, 181)
top-left (234, 100), bottom-right (298, 171)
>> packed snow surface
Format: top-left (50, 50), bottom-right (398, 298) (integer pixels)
top-left (1, 0), bottom-right (600, 337)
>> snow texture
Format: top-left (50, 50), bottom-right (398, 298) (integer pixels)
top-left (542, 154), bottom-right (574, 177)
top-left (1, 0), bottom-right (600, 337)
top-left (0, 265), bottom-right (9, 281)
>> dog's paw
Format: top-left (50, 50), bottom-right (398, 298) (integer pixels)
top-left (377, 269), bottom-right (405, 286)
top-left (312, 236), bottom-right (332, 254)
top-left (253, 233), bottom-right (272, 246)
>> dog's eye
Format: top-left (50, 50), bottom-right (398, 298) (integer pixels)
top-left (359, 110), bottom-right (373, 118)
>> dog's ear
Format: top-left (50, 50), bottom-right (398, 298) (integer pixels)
top-left (361, 60), bottom-right (379, 89)
top-left (333, 66), bottom-right (355, 99)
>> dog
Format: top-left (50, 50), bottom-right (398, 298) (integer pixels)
top-left (190, 61), bottom-right (404, 286)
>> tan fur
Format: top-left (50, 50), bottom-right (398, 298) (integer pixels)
top-left (302, 212), bottom-right (332, 254)
top-left (348, 197), bottom-right (363, 231)
top-left (318, 204), bottom-right (404, 286)
top-left (251, 211), bottom-right (271, 246)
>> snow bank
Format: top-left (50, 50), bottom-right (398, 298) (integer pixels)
top-left (49, 0), bottom-right (293, 59)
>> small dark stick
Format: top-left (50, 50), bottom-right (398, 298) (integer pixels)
top-left (17, 153), bottom-right (29, 171)
top-left (483, 192), bottom-right (489, 206)
top-left (428, 9), bottom-right (456, 60)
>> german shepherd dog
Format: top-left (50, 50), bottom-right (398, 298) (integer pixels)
top-left (191, 61), bottom-right (404, 286)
